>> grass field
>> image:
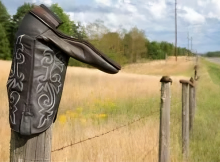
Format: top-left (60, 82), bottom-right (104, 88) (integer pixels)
top-left (0, 56), bottom-right (207, 162)
top-left (189, 58), bottom-right (220, 162)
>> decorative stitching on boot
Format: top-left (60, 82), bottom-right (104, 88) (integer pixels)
top-left (7, 35), bottom-right (25, 124)
top-left (36, 49), bottom-right (64, 128)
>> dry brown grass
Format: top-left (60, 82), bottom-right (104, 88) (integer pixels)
top-left (52, 118), bottom-right (159, 162)
top-left (123, 56), bottom-right (195, 76)
top-left (0, 57), bottom-right (194, 161)
top-left (0, 61), bottom-right (11, 161)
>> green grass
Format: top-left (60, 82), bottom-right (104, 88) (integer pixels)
top-left (54, 57), bottom-right (220, 161)
top-left (189, 58), bottom-right (220, 162)
top-left (59, 94), bottom-right (160, 126)
top-left (206, 60), bottom-right (220, 84)
top-left (37, 57), bottom-right (220, 161)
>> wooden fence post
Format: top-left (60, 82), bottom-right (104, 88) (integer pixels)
top-left (196, 55), bottom-right (198, 65)
top-left (159, 76), bottom-right (172, 162)
top-left (189, 78), bottom-right (195, 132)
top-left (194, 65), bottom-right (199, 114)
top-left (10, 126), bottom-right (52, 162)
top-left (194, 65), bottom-right (198, 81)
top-left (179, 80), bottom-right (192, 159)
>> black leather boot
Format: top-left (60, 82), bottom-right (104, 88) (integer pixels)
top-left (7, 4), bottom-right (121, 135)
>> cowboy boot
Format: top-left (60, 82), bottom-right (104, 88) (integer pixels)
top-left (7, 4), bottom-right (121, 135)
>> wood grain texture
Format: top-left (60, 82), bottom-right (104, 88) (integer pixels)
top-left (189, 85), bottom-right (195, 132)
top-left (159, 81), bottom-right (171, 162)
top-left (181, 83), bottom-right (189, 159)
top-left (10, 126), bottom-right (52, 162)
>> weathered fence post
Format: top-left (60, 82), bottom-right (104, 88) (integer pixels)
top-left (10, 126), bottom-right (52, 162)
top-left (194, 65), bottom-right (199, 114)
top-left (189, 78), bottom-right (195, 132)
top-left (196, 55), bottom-right (198, 65)
top-left (159, 76), bottom-right (172, 162)
top-left (194, 65), bottom-right (198, 81)
top-left (179, 80), bottom-right (192, 159)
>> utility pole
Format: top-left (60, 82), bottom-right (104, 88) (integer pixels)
top-left (191, 37), bottom-right (193, 55)
top-left (187, 32), bottom-right (189, 60)
top-left (175, 0), bottom-right (177, 61)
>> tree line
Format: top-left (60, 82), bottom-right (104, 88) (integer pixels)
top-left (205, 51), bottom-right (220, 57)
top-left (0, 1), bottom-right (193, 66)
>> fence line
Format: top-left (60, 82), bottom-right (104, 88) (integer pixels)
top-left (52, 110), bottom-right (160, 153)
top-left (141, 142), bottom-right (159, 161)
top-left (8, 58), bottom-right (199, 161)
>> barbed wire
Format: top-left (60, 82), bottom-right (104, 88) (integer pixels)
top-left (52, 110), bottom-right (160, 153)
top-left (141, 142), bottom-right (158, 161)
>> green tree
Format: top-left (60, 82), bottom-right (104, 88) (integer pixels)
top-left (129, 27), bottom-right (147, 62)
top-left (85, 19), bottom-right (109, 40)
top-left (100, 32), bottom-right (121, 51)
top-left (50, 4), bottom-right (87, 39)
top-left (160, 41), bottom-right (169, 55)
top-left (0, 23), bottom-right (11, 59)
top-left (72, 22), bottom-right (87, 39)
top-left (8, 3), bottom-right (35, 56)
top-left (148, 41), bottom-right (164, 60)
top-left (50, 3), bottom-right (74, 35)
top-left (0, 1), bottom-right (11, 59)
top-left (206, 51), bottom-right (220, 57)
top-left (123, 33), bottom-right (133, 63)
top-left (0, 1), bottom-right (11, 36)
top-left (12, 3), bottom-right (35, 30)
top-left (50, 4), bottom-right (89, 67)
top-left (99, 32), bottom-right (125, 64)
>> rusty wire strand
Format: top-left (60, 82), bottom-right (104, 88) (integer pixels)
top-left (52, 110), bottom-right (160, 153)
top-left (141, 143), bottom-right (158, 161)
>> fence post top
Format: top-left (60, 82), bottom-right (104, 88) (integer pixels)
top-left (179, 79), bottom-right (194, 87)
top-left (194, 65), bottom-right (199, 70)
top-left (190, 77), bottom-right (194, 83)
top-left (160, 76), bottom-right (172, 84)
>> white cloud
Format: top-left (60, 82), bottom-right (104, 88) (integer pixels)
top-left (43, 0), bottom-right (53, 6)
top-left (95, 0), bottom-right (112, 6)
top-left (145, 0), bottom-right (167, 19)
top-left (57, 0), bottom-right (220, 52)
top-left (32, 0), bottom-right (53, 6)
top-left (3, 0), bottom-right (220, 52)
top-left (126, 4), bottom-right (137, 13)
top-left (67, 12), bottom-right (75, 20)
top-left (179, 6), bottom-right (206, 24)
top-left (197, 0), bottom-right (210, 7)
top-left (208, 0), bottom-right (220, 19)
top-left (207, 12), bottom-right (218, 19)
top-left (211, 0), bottom-right (220, 9)
top-left (115, 0), bottom-right (137, 14)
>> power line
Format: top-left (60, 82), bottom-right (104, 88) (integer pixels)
top-left (175, 0), bottom-right (177, 61)
top-left (187, 32), bottom-right (190, 58)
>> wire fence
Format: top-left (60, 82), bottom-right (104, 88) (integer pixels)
top-left (51, 92), bottom-right (184, 162)
top-left (141, 142), bottom-right (158, 161)
top-left (46, 82), bottom-right (189, 162)
top-left (52, 110), bottom-right (160, 153)
top-left (7, 57), bottom-right (199, 162)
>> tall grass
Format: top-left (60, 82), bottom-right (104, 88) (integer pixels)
top-left (52, 66), bottom-right (162, 162)
top-left (189, 59), bottom-right (220, 162)
top-left (123, 56), bottom-right (194, 77)
top-left (0, 58), bottom-right (194, 162)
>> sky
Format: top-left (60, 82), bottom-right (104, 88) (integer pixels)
top-left (2, 0), bottom-right (220, 54)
